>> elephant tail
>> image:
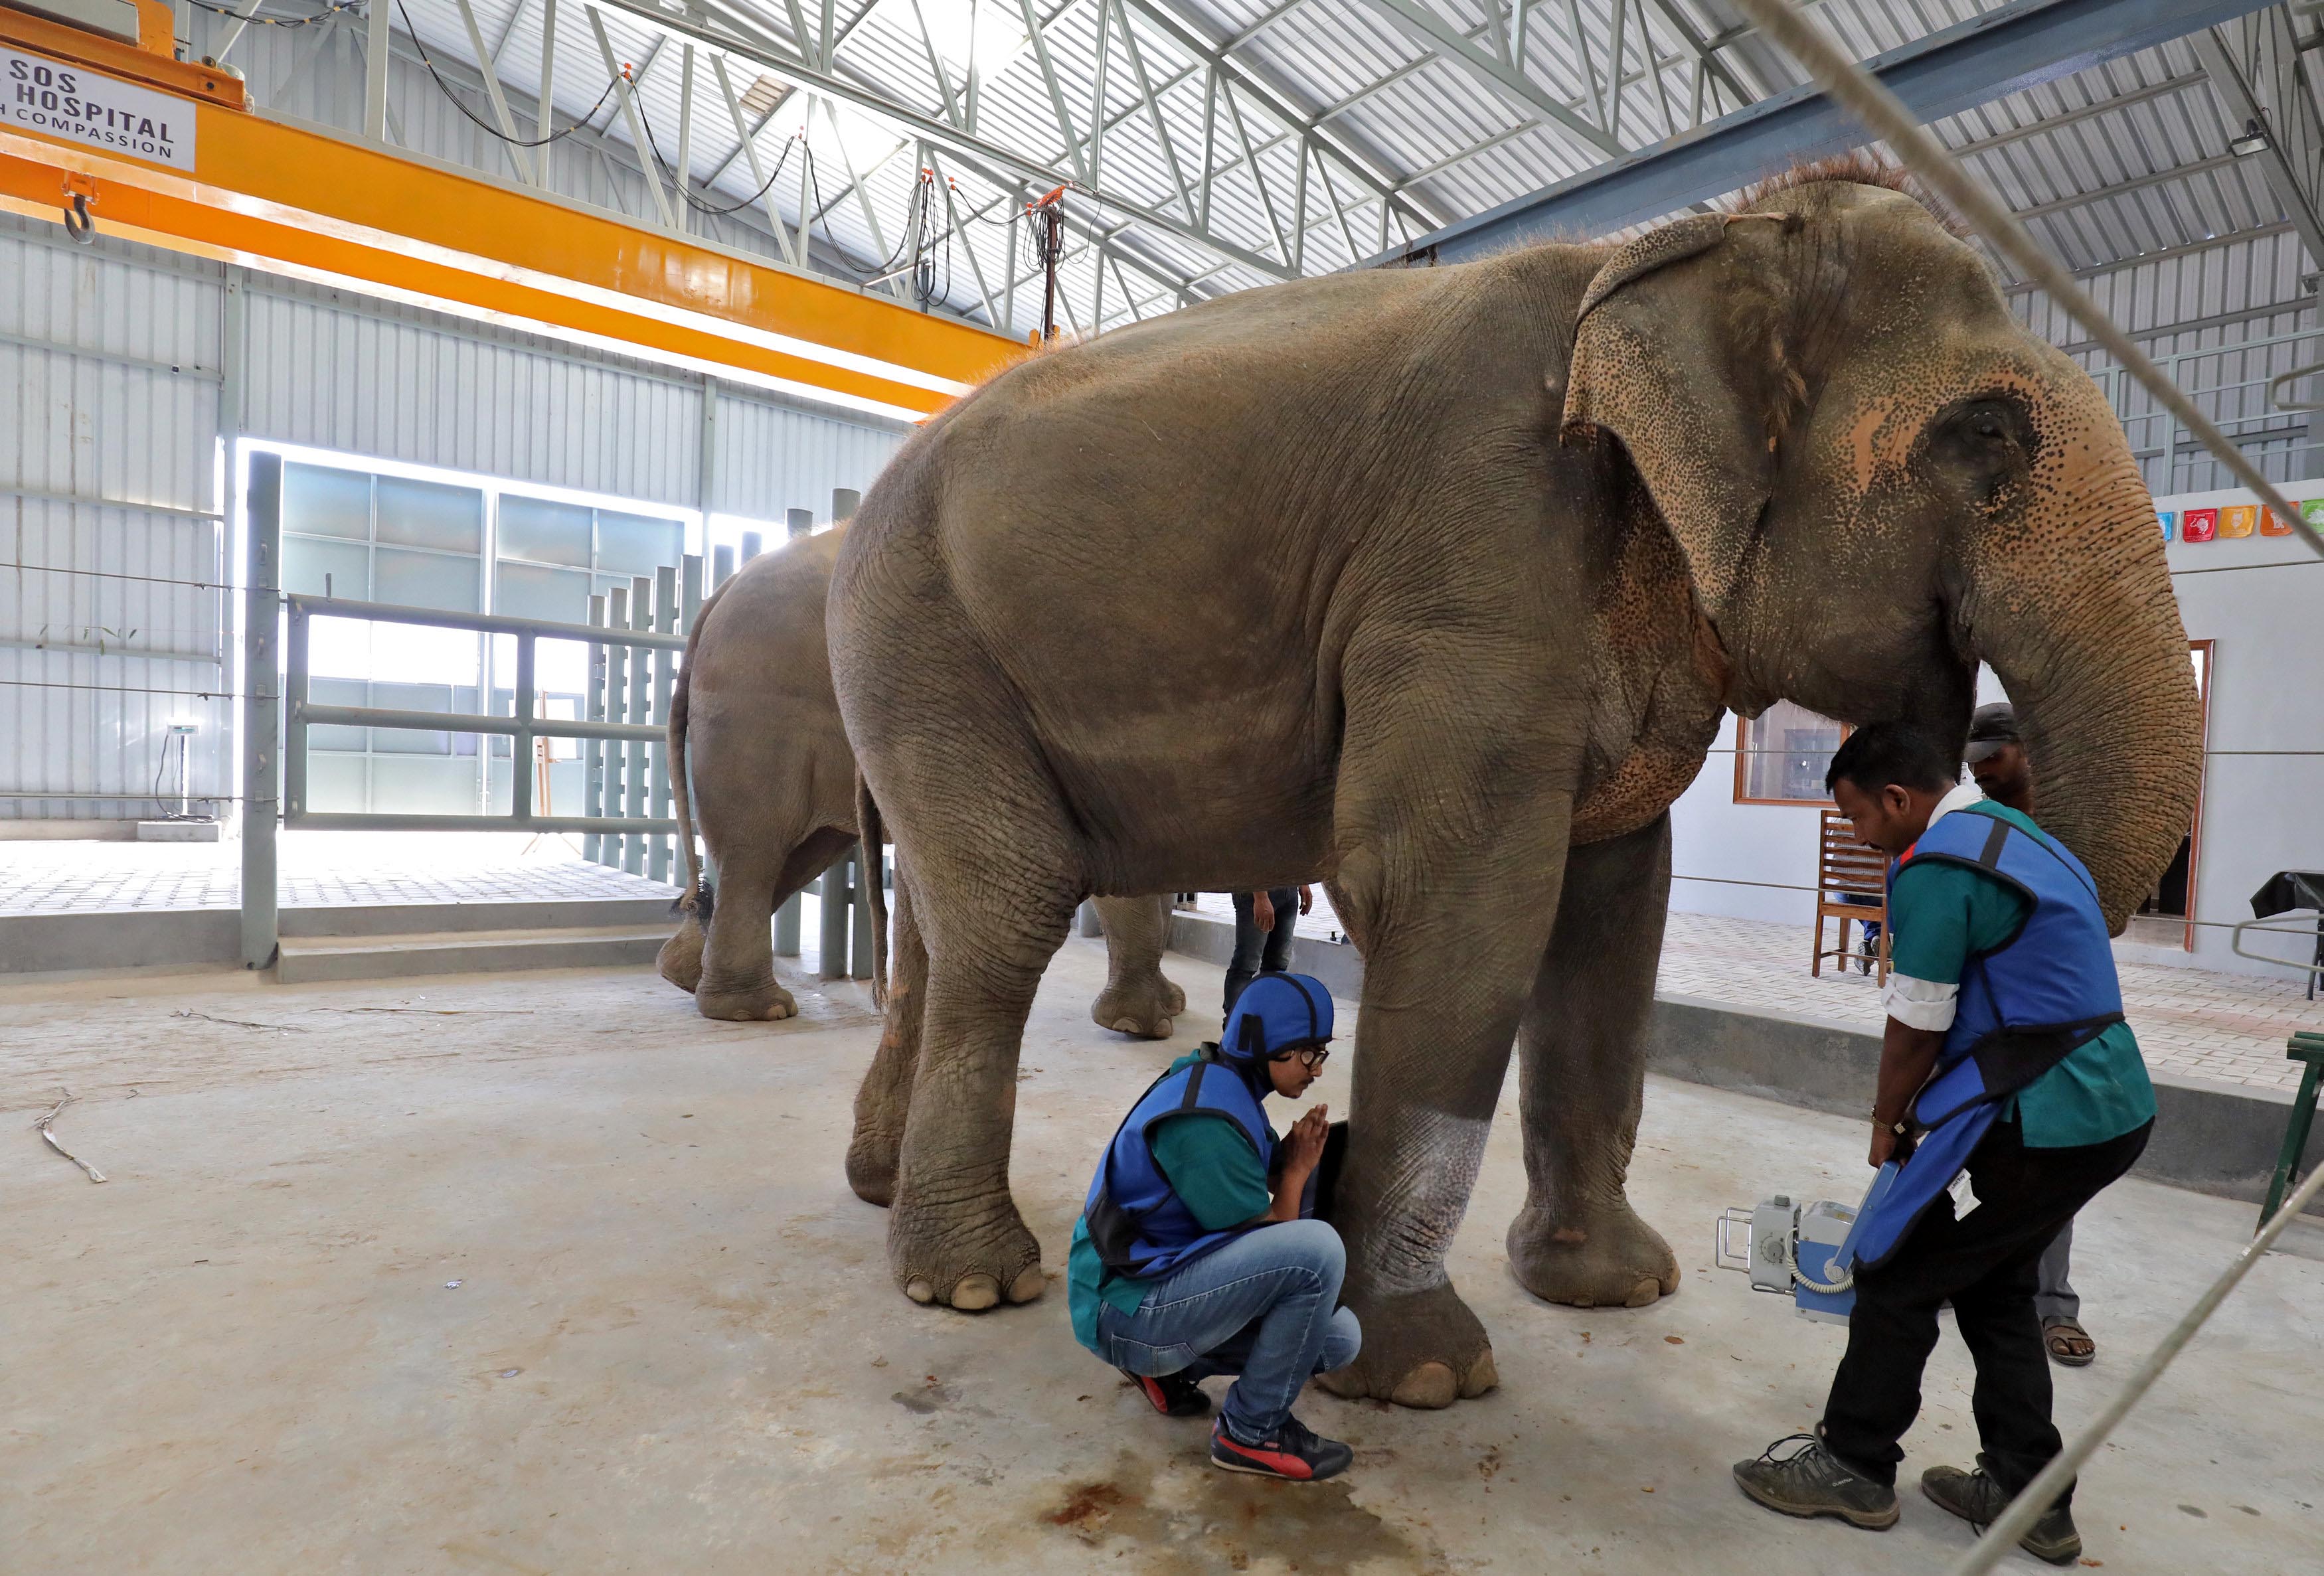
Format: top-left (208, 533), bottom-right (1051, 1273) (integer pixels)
top-left (857, 771), bottom-right (888, 1011)
top-left (666, 575), bottom-right (727, 926)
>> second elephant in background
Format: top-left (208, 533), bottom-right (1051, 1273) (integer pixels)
top-left (657, 528), bottom-right (1186, 1037)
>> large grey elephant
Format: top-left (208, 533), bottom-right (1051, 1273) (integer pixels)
top-left (658, 528), bottom-right (1185, 1036)
top-left (827, 163), bottom-right (2202, 1409)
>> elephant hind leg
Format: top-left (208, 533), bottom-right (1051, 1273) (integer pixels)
top-left (658, 909), bottom-right (706, 993)
top-left (695, 825), bottom-right (854, 1022)
top-left (1088, 894), bottom-right (1183, 1039)
top-left (1505, 812), bottom-right (1682, 1310)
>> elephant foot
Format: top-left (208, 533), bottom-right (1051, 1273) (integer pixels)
top-left (1089, 977), bottom-right (1178, 1040)
top-left (657, 919), bottom-right (705, 993)
top-left (888, 1197), bottom-right (1046, 1312)
top-left (695, 979), bottom-right (799, 1022)
top-left (1505, 1199), bottom-right (1681, 1310)
top-left (1316, 1281), bottom-right (1498, 1409)
top-left (845, 1121), bottom-right (900, 1208)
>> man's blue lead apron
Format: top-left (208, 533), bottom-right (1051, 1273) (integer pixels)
top-left (1842, 805), bottom-right (2125, 1274)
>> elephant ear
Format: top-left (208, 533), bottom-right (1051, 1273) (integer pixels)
top-left (1560, 211), bottom-right (1796, 625)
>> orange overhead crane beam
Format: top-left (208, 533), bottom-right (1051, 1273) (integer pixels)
top-left (0, 5), bottom-right (1022, 420)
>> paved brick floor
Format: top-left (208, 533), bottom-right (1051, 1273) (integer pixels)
top-left (1191, 891), bottom-right (2321, 1093)
top-left (0, 833), bottom-right (677, 915)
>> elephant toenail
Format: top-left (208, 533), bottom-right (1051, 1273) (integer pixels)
top-left (904, 1278), bottom-right (936, 1304)
top-left (1390, 1362), bottom-right (1459, 1409)
top-left (1552, 1227), bottom-right (1588, 1245)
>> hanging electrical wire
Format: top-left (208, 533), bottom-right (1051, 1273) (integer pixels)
top-left (798, 143), bottom-right (923, 281)
top-left (185, 0), bottom-right (359, 29)
top-left (392, 0), bottom-right (622, 149)
top-left (629, 96), bottom-right (802, 218)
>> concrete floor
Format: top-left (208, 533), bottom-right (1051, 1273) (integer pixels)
top-left (5, 941), bottom-right (2319, 1574)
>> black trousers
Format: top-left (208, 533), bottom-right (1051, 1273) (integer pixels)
top-left (1224, 888), bottom-right (1299, 1021)
top-left (1820, 1114), bottom-right (2151, 1504)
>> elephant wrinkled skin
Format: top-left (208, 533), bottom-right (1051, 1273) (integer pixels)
top-left (657, 530), bottom-right (1184, 1038)
top-left (827, 167), bottom-right (2202, 1408)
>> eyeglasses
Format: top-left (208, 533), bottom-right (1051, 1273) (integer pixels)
top-left (1274, 1045), bottom-right (1331, 1071)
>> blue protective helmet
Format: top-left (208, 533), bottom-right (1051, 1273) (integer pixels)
top-left (1220, 973), bottom-right (1335, 1065)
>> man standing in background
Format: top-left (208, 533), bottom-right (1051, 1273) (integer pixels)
top-left (1224, 886), bottom-right (1313, 1023)
top-left (1967, 704), bottom-right (2096, 1369)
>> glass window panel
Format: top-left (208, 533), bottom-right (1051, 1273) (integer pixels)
top-left (376, 546), bottom-right (480, 613)
top-left (284, 463), bottom-right (371, 540)
top-left (307, 755), bottom-right (368, 813)
top-left (376, 475), bottom-right (483, 553)
top-left (282, 537), bottom-right (369, 601)
top-left (372, 755), bottom-right (481, 815)
top-left (371, 681), bottom-right (454, 754)
top-left (1738, 702), bottom-right (1847, 804)
top-left (499, 495), bottom-right (592, 567)
top-left (307, 677), bottom-right (369, 751)
top-left (595, 509), bottom-right (683, 576)
top-left (495, 561), bottom-right (591, 625)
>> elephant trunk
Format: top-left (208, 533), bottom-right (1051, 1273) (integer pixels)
top-left (1958, 432), bottom-right (2201, 933)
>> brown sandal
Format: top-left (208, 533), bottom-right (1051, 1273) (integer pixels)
top-left (2043, 1317), bottom-right (2095, 1367)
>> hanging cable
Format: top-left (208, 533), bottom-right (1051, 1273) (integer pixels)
top-left (392, 0), bottom-right (622, 149)
top-left (629, 96), bottom-right (801, 218)
top-left (185, 0), bottom-right (358, 29)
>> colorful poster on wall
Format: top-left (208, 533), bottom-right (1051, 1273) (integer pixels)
top-left (2182, 507), bottom-right (2218, 542)
top-left (2158, 510), bottom-right (2176, 541)
top-left (2220, 505), bottom-right (2257, 538)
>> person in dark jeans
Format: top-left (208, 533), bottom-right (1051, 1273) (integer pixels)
top-left (1735, 724), bottom-right (2155, 1567)
top-left (1224, 886), bottom-right (1313, 1021)
top-left (1966, 700), bottom-right (2096, 1368)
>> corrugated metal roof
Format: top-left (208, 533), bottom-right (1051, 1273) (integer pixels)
top-left (305, 0), bottom-right (2319, 345)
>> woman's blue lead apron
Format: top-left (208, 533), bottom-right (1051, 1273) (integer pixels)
top-left (1839, 805), bottom-right (2125, 1275)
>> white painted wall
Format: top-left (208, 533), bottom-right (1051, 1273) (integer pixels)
top-left (1666, 484), bottom-right (2324, 983)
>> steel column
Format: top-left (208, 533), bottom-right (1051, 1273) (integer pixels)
top-left (786, 507), bottom-right (813, 538)
top-left (851, 846), bottom-right (876, 981)
top-left (584, 592), bottom-right (608, 861)
top-left (819, 844), bottom-right (855, 979)
top-left (832, 487), bottom-right (861, 520)
top-left (513, 633), bottom-right (538, 822)
top-left (240, 449), bottom-right (282, 971)
top-left (625, 574), bottom-right (652, 874)
top-left (649, 564), bottom-right (679, 880)
top-left (603, 584), bottom-right (629, 868)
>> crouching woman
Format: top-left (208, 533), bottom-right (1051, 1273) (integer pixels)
top-left (1067, 972), bottom-right (1360, 1481)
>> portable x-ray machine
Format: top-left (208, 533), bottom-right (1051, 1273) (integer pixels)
top-left (1716, 1163), bottom-right (1916, 1325)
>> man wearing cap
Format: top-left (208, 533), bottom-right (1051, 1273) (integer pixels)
top-left (1967, 702), bottom-right (2098, 1369)
top-left (1068, 971), bottom-right (1361, 1481)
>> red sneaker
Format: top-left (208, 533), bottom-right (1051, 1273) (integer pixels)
top-left (1121, 1368), bottom-right (1210, 1417)
top-left (1208, 1415), bottom-right (1353, 1481)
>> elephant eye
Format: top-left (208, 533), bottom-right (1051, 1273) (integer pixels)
top-left (1960, 402), bottom-right (2014, 444)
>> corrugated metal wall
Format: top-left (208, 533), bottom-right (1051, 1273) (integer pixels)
top-left (0, 197), bottom-right (907, 821)
top-left (244, 283), bottom-right (708, 509)
top-left (0, 218), bottom-right (232, 821)
top-left (713, 390), bottom-right (906, 522)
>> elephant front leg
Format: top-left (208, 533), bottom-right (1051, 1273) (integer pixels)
top-left (1505, 813), bottom-right (1681, 1309)
top-left (1315, 813), bottom-right (1568, 1409)
top-left (1088, 894), bottom-right (1185, 1039)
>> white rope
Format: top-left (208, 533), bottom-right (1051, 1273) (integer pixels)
top-left (1944, 1152), bottom-right (2324, 1576)
top-left (1728, 0), bottom-right (2324, 564)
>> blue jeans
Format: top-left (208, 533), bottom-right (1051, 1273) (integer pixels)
top-left (1094, 1218), bottom-right (1361, 1445)
top-left (1224, 888), bottom-right (1299, 1021)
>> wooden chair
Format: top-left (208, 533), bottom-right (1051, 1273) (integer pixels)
top-left (1813, 809), bottom-right (1891, 983)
